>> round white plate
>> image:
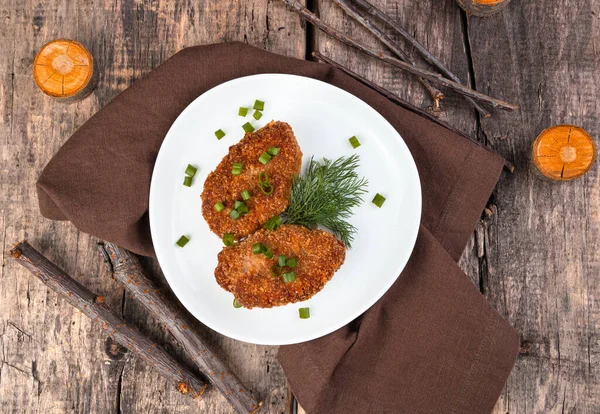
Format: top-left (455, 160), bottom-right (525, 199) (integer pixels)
top-left (150, 74), bottom-right (421, 345)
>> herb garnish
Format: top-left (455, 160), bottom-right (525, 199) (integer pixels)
top-left (285, 154), bottom-right (368, 248)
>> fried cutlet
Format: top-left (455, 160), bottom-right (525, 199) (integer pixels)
top-left (215, 224), bottom-right (346, 308)
top-left (201, 121), bottom-right (302, 239)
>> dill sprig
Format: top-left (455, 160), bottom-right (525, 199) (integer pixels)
top-left (284, 154), bottom-right (368, 248)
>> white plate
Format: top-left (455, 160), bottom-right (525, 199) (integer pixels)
top-left (150, 74), bottom-right (421, 345)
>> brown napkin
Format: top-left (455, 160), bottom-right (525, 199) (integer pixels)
top-left (37, 42), bottom-right (519, 413)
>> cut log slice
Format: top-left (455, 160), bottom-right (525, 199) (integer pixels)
top-left (33, 39), bottom-right (96, 102)
top-left (456, 0), bottom-right (511, 17)
top-left (532, 125), bottom-right (596, 181)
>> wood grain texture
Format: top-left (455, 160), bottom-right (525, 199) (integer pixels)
top-left (2, 0), bottom-right (600, 413)
top-left (312, 0), bottom-right (599, 413)
top-left (0, 0), bottom-right (305, 413)
top-left (466, 2), bottom-right (600, 412)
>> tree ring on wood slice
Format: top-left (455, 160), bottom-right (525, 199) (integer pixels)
top-left (33, 39), bottom-right (97, 103)
top-left (456, 0), bottom-right (511, 17)
top-left (532, 125), bottom-right (596, 181)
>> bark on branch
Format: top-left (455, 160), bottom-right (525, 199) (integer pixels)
top-left (98, 242), bottom-right (262, 414)
top-left (312, 51), bottom-right (515, 172)
top-left (10, 241), bottom-right (208, 400)
top-left (281, 0), bottom-right (518, 112)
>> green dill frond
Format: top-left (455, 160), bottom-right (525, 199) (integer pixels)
top-left (284, 154), bottom-right (368, 248)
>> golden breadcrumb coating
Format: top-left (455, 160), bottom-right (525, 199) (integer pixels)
top-left (215, 225), bottom-right (346, 308)
top-left (201, 121), bottom-right (302, 239)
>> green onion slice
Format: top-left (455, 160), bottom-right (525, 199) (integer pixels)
top-left (286, 258), bottom-right (298, 268)
top-left (214, 201), bottom-right (225, 212)
top-left (267, 146), bottom-right (279, 156)
top-left (348, 136), bottom-right (361, 149)
top-left (252, 243), bottom-right (264, 254)
top-left (176, 235), bottom-right (189, 247)
top-left (299, 307), bottom-right (310, 319)
top-left (271, 265), bottom-right (282, 277)
top-left (242, 122), bottom-right (255, 133)
top-left (241, 190), bottom-right (251, 201)
top-left (260, 182), bottom-right (273, 196)
top-left (238, 107), bottom-right (248, 117)
top-left (229, 209), bottom-right (240, 220)
top-left (282, 271), bottom-right (296, 282)
top-left (234, 200), bottom-right (245, 210)
top-left (236, 204), bottom-right (249, 215)
top-left (258, 152), bottom-right (272, 165)
top-left (253, 99), bottom-right (264, 111)
top-left (372, 193), bottom-right (386, 208)
top-left (278, 255), bottom-right (287, 267)
top-left (253, 110), bottom-right (263, 120)
top-left (258, 171), bottom-right (269, 184)
top-left (185, 164), bottom-right (197, 177)
top-left (264, 215), bottom-right (283, 231)
top-left (215, 129), bottom-right (226, 140)
top-left (222, 233), bottom-right (234, 247)
top-left (183, 176), bottom-right (193, 187)
top-left (264, 248), bottom-right (274, 259)
top-left (232, 162), bottom-right (243, 175)
top-left (233, 298), bottom-right (243, 308)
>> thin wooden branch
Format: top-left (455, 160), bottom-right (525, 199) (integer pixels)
top-left (98, 242), bottom-right (262, 414)
top-left (313, 51), bottom-right (515, 173)
top-left (332, 0), bottom-right (444, 108)
top-left (339, 0), bottom-right (491, 117)
top-left (10, 241), bottom-right (208, 399)
top-left (280, 0), bottom-right (519, 112)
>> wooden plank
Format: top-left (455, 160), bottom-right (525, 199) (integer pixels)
top-left (0, 0), bottom-right (305, 412)
top-left (465, 2), bottom-right (600, 412)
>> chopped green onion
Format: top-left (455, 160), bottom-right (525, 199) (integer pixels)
top-left (267, 146), bottom-right (279, 156)
top-left (175, 235), bottom-right (189, 247)
top-left (258, 152), bottom-right (272, 165)
top-left (222, 233), bottom-right (234, 247)
top-left (236, 204), bottom-right (249, 215)
top-left (238, 107), bottom-right (248, 117)
top-left (348, 136), bottom-right (361, 149)
top-left (264, 248), bottom-right (274, 259)
top-left (260, 182), bottom-right (273, 196)
top-left (234, 200), bottom-right (245, 210)
top-left (278, 255), bottom-right (287, 267)
top-left (253, 99), bottom-right (264, 111)
top-left (282, 271), bottom-right (296, 282)
top-left (229, 209), bottom-right (240, 220)
top-left (185, 164), bottom-right (197, 177)
top-left (286, 258), bottom-right (298, 268)
top-left (232, 162), bottom-right (243, 175)
top-left (233, 298), bottom-right (243, 308)
top-left (264, 215), bottom-right (283, 231)
top-left (183, 176), bottom-right (193, 187)
top-left (252, 243), bottom-right (264, 254)
top-left (241, 190), bottom-right (251, 201)
top-left (372, 193), bottom-right (386, 208)
top-left (271, 265), bottom-right (282, 277)
top-left (242, 122), bottom-right (255, 133)
top-left (253, 110), bottom-right (263, 120)
top-left (258, 171), bottom-right (269, 184)
top-left (299, 307), bottom-right (310, 319)
top-left (214, 201), bottom-right (225, 212)
top-left (215, 129), bottom-right (226, 140)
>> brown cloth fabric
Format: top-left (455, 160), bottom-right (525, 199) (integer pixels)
top-left (37, 42), bottom-right (519, 413)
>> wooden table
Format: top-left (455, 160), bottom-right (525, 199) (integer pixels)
top-left (1, 1), bottom-right (598, 412)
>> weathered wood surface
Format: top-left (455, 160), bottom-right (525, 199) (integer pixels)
top-left (0, 0), bottom-right (304, 413)
top-left (310, 0), bottom-right (600, 413)
top-left (1, 0), bottom-right (599, 413)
